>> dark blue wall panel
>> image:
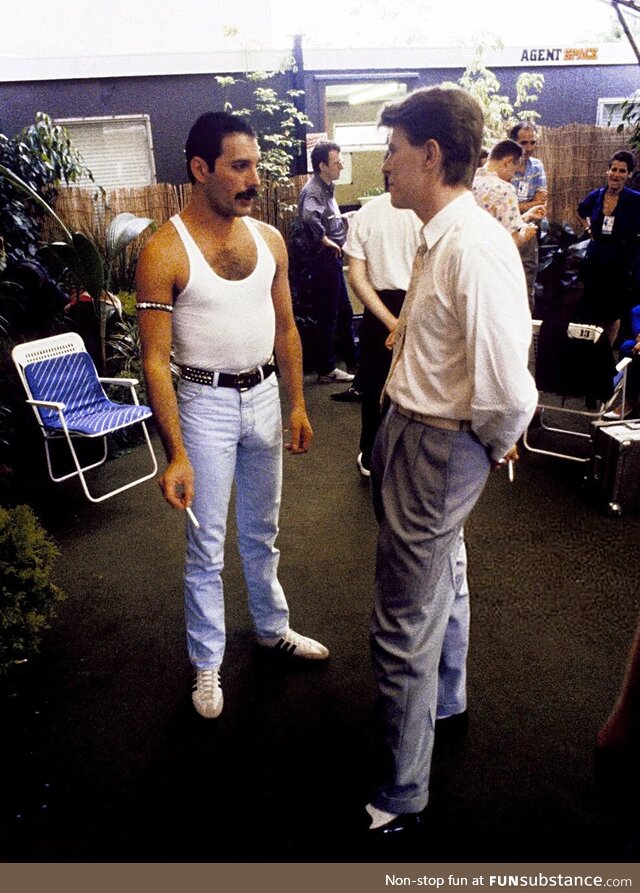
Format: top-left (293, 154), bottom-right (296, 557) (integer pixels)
top-left (0, 71), bottom-right (291, 184)
top-left (303, 64), bottom-right (640, 134)
top-left (1, 63), bottom-right (637, 183)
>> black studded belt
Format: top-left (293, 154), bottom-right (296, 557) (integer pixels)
top-left (180, 362), bottom-right (276, 391)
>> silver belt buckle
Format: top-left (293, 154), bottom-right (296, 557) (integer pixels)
top-left (237, 370), bottom-right (254, 392)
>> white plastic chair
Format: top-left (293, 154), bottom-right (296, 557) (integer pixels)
top-left (12, 332), bottom-right (158, 502)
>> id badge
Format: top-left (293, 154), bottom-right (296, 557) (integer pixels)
top-left (517, 180), bottom-right (529, 199)
top-left (602, 215), bottom-right (614, 235)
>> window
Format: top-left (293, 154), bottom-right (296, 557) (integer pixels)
top-left (328, 80), bottom-right (405, 151)
top-left (332, 123), bottom-right (389, 152)
top-left (596, 98), bottom-right (626, 128)
top-left (56, 115), bottom-right (157, 190)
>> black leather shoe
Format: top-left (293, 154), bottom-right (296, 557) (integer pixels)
top-left (436, 709), bottom-right (468, 735)
top-left (330, 386), bottom-right (362, 402)
top-left (368, 812), bottom-right (423, 837)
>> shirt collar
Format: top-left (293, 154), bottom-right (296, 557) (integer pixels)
top-left (314, 173), bottom-right (335, 196)
top-left (421, 191), bottom-right (475, 251)
top-left (473, 167), bottom-right (500, 184)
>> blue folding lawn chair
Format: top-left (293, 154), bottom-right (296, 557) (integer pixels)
top-left (12, 332), bottom-right (158, 502)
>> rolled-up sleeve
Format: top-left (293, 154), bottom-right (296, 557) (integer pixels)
top-left (300, 190), bottom-right (328, 244)
top-left (496, 189), bottom-right (527, 235)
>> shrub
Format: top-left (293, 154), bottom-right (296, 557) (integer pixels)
top-left (0, 504), bottom-right (66, 676)
top-left (0, 112), bottom-right (94, 267)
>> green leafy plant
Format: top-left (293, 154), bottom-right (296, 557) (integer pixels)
top-left (103, 213), bottom-right (156, 294)
top-left (0, 504), bottom-right (65, 677)
top-left (454, 42), bottom-right (544, 146)
top-left (103, 289), bottom-right (140, 381)
top-left (0, 164), bottom-right (152, 368)
top-left (114, 290), bottom-right (137, 318)
top-left (214, 27), bottom-right (312, 208)
top-left (0, 259), bottom-right (71, 484)
top-left (216, 71), bottom-right (312, 184)
top-left (617, 89), bottom-right (640, 154)
top-left (0, 113), bottom-right (94, 268)
top-left (0, 163), bottom-right (104, 302)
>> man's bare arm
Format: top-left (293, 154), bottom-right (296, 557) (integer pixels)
top-left (136, 229), bottom-right (194, 510)
top-left (347, 256), bottom-right (398, 334)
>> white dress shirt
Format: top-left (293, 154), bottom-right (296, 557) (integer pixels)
top-left (386, 191), bottom-right (538, 461)
top-left (344, 192), bottom-right (421, 291)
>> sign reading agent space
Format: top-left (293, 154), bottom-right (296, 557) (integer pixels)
top-left (520, 47), bottom-right (599, 62)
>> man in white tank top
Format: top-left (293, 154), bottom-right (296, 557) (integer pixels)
top-left (136, 112), bottom-right (328, 719)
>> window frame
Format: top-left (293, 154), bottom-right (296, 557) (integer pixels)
top-left (55, 113), bottom-right (157, 189)
top-left (596, 97), bottom-right (627, 128)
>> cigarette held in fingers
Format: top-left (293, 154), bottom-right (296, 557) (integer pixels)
top-left (508, 460), bottom-right (515, 483)
top-left (185, 506), bottom-right (200, 528)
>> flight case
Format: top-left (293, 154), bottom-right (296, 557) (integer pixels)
top-left (589, 420), bottom-right (640, 516)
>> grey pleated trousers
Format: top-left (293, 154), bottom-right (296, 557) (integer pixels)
top-left (370, 407), bottom-right (491, 814)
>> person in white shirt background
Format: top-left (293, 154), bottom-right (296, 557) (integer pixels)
top-left (342, 186), bottom-right (421, 477)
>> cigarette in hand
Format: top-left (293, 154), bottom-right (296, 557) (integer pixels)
top-left (508, 460), bottom-right (515, 483)
top-left (185, 506), bottom-right (200, 528)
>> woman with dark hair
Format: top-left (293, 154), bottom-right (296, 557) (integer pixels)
top-left (577, 150), bottom-right (640, 344)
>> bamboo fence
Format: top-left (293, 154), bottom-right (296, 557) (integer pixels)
top-left (50, 126), bottom-right (634, 247)
top-left (537, 124), bottom-right (631, 230)
top-left (50, 182), bottom-right (188, 243)
top-left (51, 176), bottom-right (308, 247)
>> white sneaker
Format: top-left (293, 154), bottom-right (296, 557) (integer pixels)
top-left (318, 368), bottom-right (355, 384)
top-left (357, 452), bottom-right (371, 478)
top-left (257, 628), bottom-right (329, 660)
top-left (192, 669), bottom-right (223, 718)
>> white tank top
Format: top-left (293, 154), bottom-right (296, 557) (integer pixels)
top-left (171, 214), bottom-right (276, 372)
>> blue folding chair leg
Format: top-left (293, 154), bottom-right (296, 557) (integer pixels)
top-left (33, 391), bottom-right (158, 503)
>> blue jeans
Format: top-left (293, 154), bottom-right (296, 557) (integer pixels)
top-left (178, 373), bottom-right (289, 670)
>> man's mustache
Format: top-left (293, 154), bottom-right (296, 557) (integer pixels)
top-left (236, 187), bottom-right (259, 201)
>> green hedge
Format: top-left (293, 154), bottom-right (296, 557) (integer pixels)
top-left (0, 504), bottom-right (65, 676)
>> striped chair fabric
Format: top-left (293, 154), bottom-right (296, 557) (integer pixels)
top-left (25, 352), bottom-right (152, 436)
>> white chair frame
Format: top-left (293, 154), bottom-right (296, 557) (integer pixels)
top-left (523, 320), bottom-right (631, 463)
top-left (12, 332), bottom-right (158, 502)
